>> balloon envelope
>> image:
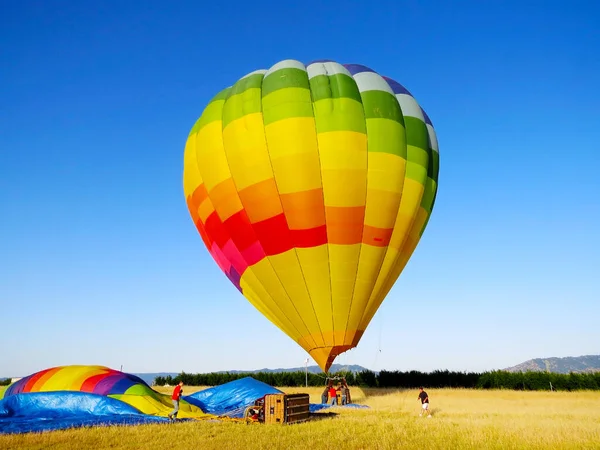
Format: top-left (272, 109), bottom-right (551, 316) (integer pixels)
top-left (183, 60), bottom-right (439, 372)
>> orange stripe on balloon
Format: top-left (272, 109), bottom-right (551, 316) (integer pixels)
top-left (238, 178), bottom-right (283, 223)
top-left (209, 178), bottom-right (243, 221)
top-left (23, 368), bottom-right (54, 392)
top-left (280, 188), bottom-right (326, 230)
top-left (362, 225), bottom-right (393, 247)
top-left (186, 196), bottom-right (199, 224)
top-left (325, 206), bottom-right (365, 245)
top-left (29, 367), bottom-right (63, 392)
top-left (192, 183), bottom-right (208, 205)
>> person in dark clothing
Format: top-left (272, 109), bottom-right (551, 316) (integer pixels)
top-left (339, 384), bottom-right (349, 405)
top-left (417, 387), bottom-right (431, 417)
top-left (321, 386), bottom-right (329, 404)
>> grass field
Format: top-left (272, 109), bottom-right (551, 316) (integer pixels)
top-left (1, 387), bottom-right (599, 449)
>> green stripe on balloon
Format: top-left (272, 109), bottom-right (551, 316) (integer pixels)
top-left (192, 87), bottom-right (231, 134)
top-left (313, 98), bottom-right (367, 134)
top-left (262, 87), bottom-right (314, 125)
top-left (309, 74), bottom-right (362, 103)
top-left (361, 90), bottom-right (404, 124)
top-left (262, 68), bottom-right (310, 97)
top-left (222, 76), bottom-right (264, 129)
top-left (362, 119), bottom-right (406, 158)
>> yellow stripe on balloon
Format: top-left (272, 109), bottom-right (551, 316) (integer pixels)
top-left (222, 114), bottom-right (274, 191)
top-left (265, 117), bottom-right (322, 194)
top-left (195, 121), bottom-right (231, 193)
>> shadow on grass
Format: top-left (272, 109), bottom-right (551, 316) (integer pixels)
top-left (308, 412), bottom-right (339, 422)
top-left (414, 407), bottom-right (441, 418)
top-left (357, 387), bottom-right (414, 401)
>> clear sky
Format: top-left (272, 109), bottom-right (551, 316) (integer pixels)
top-left (1, 0), bottom-right (598, 377)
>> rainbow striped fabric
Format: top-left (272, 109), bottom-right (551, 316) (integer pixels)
top-left (3, 365), bottom-right (148, 397)
top-left (1, 365), bottom-right (209, 418)
top-left (183, 60), bottom-right (439, 371)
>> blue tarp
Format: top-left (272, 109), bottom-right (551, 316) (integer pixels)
top-left (185, 377), bottom-right (369, 417)
top-left (0, 391), bottom-right (168, 435)
top-left (185, 377), bottom-right (283, 418)
top-left (310, 402), bottom-right (370, 412)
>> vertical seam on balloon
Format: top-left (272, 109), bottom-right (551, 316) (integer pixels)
top-left (312, 62), bottom-right (336, 355)
top-left (422, 118), bottom-right (440, 236)
top-left (223, 74), bottom-right (316, 352)
top-left (426, 122), bottom-right (440, 217)
top-left (195, 82), bottom-right (308, 346)
top-left (360, 89), bottom-right (429, 327)
top-left (191, 129), bottom-right (304, 345)
top-left (221, 74), bottom-right (316, 348)
top-left (258, 62), bottom-right (327, 351)
top-left (341, 68), bottom-right (369, 348)
top-left (382, 120), bottom-right (438, 300)
top-left (354, 75), bottom-right (407, 328)
top-left (418, 129), bottom-right (437, 237)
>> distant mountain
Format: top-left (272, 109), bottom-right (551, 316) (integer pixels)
top-left (504, 355), bottom-right (600, 374)
top-left (218, 364), bottom-right (369, 374)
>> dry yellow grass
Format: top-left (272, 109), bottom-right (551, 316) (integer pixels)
top-left (1, 387), bottom-right (599, 449)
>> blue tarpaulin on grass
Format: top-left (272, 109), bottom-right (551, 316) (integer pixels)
top-left (0, 391), bottom-right (169, 435)
top-left (185, 377), bottom-right (283, 417)
top-left (184, 377), bottom-right (369, 417)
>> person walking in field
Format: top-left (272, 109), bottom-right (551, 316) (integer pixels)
top-left (168, 381), bottom-right (184, 422)
top-left (418, 387), bottom-right (431, 417)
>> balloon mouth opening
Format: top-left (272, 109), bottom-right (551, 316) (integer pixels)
top-left (310, 345), bottom-right (354, 373)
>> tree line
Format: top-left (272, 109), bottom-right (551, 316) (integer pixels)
top-left (153, 369), bottom-right (600, 391)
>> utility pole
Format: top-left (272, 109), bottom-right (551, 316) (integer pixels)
top-left (305, 358), bottom-right (309, 387)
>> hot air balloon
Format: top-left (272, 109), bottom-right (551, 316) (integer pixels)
top-left (183, 60), bottom-right (439, 372)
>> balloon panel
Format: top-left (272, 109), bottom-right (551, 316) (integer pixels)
top-left (183, 60), bottom-right (439, 371)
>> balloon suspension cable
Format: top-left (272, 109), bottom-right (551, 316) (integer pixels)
top-left (371, 312), bottom-right (384, 371)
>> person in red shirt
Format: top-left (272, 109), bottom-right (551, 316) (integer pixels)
top-left (328, 385), bottom-right (338, 406)
top-left (168, 381), bottom-right (184, 422)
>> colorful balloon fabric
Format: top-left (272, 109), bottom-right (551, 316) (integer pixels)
top-left (183, 59), bottom-right (439, 372)
top-left (0, 365), bottom-right (209, 418)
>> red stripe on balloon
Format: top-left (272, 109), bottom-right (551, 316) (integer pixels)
top-left (195, 219), bottom-right (213, 249)
top-left (204, 212), bottom-right (230, 248)
top-left (223, 210), bottom-right (258, 252)
top-left (80, 373), bottom-right (109, 393)
top-left (290, 225), bottom-right (328, 248)
top-left (252, 214), bottom-right (293, 256)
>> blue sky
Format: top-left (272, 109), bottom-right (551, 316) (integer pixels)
top-left (1, 0), bottom-right (598, 377)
